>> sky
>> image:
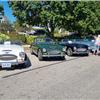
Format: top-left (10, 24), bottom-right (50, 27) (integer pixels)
top-left (0, 1), bottom-right (16, 23)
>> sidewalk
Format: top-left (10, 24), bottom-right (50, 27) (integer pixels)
top-left (22, 45), bottom-right (30, 52)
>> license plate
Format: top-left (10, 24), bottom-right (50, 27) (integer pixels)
top-left (2, 63), bottom-right (11, 68)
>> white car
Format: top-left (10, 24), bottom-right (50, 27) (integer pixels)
top-left (0, 41), bottom-right (27, 69)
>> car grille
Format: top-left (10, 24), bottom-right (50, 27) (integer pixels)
top-left (0, 54), bottom-right (17, 61)
top-left (77, 48), bottom-right (87, 52)
top-left (48, 50), bottom-right (61, 55)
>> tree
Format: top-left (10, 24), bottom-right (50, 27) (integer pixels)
top-left (13, 19), bottom-right (31, 32)
top-left (0, 22), bottom-right (14, 33)
top-left (9, 1), bottom-right (100, 37)
top-left (74, 1), bottom-right (100, 35)
top-left (9, 1), bottom-right (42, 26)
top-left (9, 1), bottom-right (68, 35)
top-left (0, 4), bottom-right (4, 15)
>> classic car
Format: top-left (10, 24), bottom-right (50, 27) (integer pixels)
top-left (73, 39), bottom-right (95, 53)
top-left (30, 38), bottom-right (66, 60)
top-left (59, 39), bottom-right (89, 56)
top-left (0, 41), bottom-right (27, 69)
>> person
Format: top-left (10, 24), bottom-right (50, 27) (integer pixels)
top-left (94, 35), bottom-right (100, 55)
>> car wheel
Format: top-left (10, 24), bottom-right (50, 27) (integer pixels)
top-left (67, 48), bottom-right (73, 56)
top-left (11, 66), bottom-right (15, 70)
top-left (61, 56), bottom-right (65, 60)
top-left (19, 63), bottom-right (26, 69)
top-left (38, 49), bottom-right (43, 61)
top-left (85, 53), bottom-right (89, 56)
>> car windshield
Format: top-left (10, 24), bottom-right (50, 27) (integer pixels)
top-left (11, 41), bottom-right (22, 45)
top-left (0, 41), bottom-right (4, 44)
top-left (61, 39), bottom-right (69, 43)
top-left (36, 38), bottom-right (55, 44)
top-left (0, 41), bottom-right (22, 45)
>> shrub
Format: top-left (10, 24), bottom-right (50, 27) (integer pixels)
top-left (0, 33), bottom-right (46, 44)
top-left (17, 34), bottom-right (26, 43)
top-left (26, 35), bottom-right (46, 44)
top-left (26, 35), bottom-right (37, 44)
top-left (0, 33), bottom-right (10, 41)
top-left (8, 33), bottom-right (26, 43)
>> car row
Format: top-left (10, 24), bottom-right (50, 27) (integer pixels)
top-left (0, 38), bottom-right (94, 69)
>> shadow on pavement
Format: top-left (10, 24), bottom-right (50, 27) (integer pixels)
top-left (2, 56), bottom-right (82, 79)
top-left (72, 54), bottom-right (89, 57)
top-left (43, 57), bottom-right (65, 61)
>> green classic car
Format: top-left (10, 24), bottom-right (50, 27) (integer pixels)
top-left (30, 38), bottom-right (66, 60)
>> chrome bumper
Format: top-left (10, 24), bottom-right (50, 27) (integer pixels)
top-left (73, 50), bottom-right (89, 54)
top-left (0, 60), bottom-right (25, 67)
top-left (42, 53), bottom-right (65, 57)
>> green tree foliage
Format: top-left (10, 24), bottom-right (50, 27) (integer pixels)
top-left (9, 1), bottom-right (100, 36)
top-left (13, 20), bottom-right (31, 32)
top-left (0, 4), bottom-right (4, 15)
top-left (74, 1), bottom-right (100, 35)
top-left (0, 22), bottom-right (14, 33)
top-left (0, 33), bottom-right (10, 41)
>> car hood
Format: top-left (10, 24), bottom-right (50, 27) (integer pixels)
top-left (61, 42), bottom-right (88, 48)
top-left (71, 42), bottom-right (87, 46)
top-left (0, 45), bottom-right (24, 55)
top-left (37, 43), bottom-right (63, 50)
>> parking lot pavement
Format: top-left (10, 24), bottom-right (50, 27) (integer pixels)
top-left (0, 51), bottom-right (78, 78)
top-left (0, 52), bottom-right (100, 99)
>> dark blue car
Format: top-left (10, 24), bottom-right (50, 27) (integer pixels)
top-left (60, 39), bottom-right (89, 56)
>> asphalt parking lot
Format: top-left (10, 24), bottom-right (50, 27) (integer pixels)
top-left (0, 50), bottom-right (100, 99)
top-left (0, 51), bottom-right (78, 78)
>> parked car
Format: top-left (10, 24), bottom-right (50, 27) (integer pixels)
top-left (0, 41), bottom-right (27, 69)
top-left (73, 39), bottom-right (95, 53)
top-left (30, 38), bottom-right (66, 60)
top-left (59, 39), bottom-right (89, 56)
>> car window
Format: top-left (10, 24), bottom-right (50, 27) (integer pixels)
top-left (45, 38), bottom-right (53, 43)
top-left (11, 41), bottom-right (22, 45)
top-left (2, 41), bottom-right (22, 45)
top-left (0, 41), bottom-right (4, 44)
top-left (36, 38), bottom-right (45, 43)
top-left (36, 38), bottom-right (54, 44)
top-left (61, 39), bottom-right (68, 43)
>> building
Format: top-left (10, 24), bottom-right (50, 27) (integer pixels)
top-left (0, 13), bottom-right (8, 23)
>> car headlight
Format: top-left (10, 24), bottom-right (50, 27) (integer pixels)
top-left (74, 47), bottom-right (77, 50)
top-left (42, 48), bottom-right (47, 52)
top-left (88, 46), bottom-right (91, 50)
top-left (19, 52), bottom-right (25, 59)
top-left (63, 47), bottom-right (66, 52)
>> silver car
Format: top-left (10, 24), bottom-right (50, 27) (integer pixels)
top-left (0, 41), bottom-right (27, 69)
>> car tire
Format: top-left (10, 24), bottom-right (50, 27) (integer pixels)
top-left (0, 67), bottom-right (1, 70)
top-left (38, 49), bottom-right (43, 61)
top-left (85, 53), bottom-right (89, 56)
top-left (19, 63), bottom-right (26, 69)
top-left (67, 48), bottom-right (73, 56)
top-left (61, 56), bottom-right (65, 60)
top-left (11, 66), bottom-right (15, 70)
